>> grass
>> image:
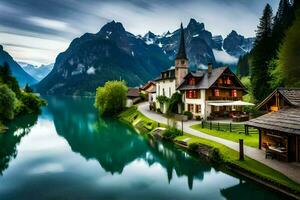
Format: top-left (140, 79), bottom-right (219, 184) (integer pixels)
top-left (119, 107), bottom-right (300, 193)
top-left (176, 134), bottom-right (300, 193)
top-left (191, 124), bottom-right (259, 148)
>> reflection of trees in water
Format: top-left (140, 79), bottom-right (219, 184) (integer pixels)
top-left (0, 114), bottom-right (38, 175)
top-left (46, 96), bottom-right (213, 188)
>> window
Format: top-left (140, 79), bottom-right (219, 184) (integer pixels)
top-left (214, 89), bottom-right (220, 97)
top-left (181, 60), bottom-right (185, 65)
top-left (225, 77), bottom-right (231, 85)
top-left (188, 78), bottom-right (196, 85)
top-left (195, 105), bottom-right (201, 113)
top-left (232, 89), bottom-right (237, 97)
top-left (218, 78), bottom-right (223, 84)
top-left (188, 104), bottom-right (194, 112)
top-left (186, 90), bottom-right (200, 99)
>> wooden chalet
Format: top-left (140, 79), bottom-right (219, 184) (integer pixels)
top-left (246, 88), bottom-right (300, 162)
top-left (177, 65), bottom-right (251, 120)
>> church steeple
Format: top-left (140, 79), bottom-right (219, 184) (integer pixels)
top-left (176, 23), bottom-right (188, 60)
top-left (175, 23), bottom-right (189, 87)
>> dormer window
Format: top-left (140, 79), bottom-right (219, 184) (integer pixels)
top-left (214, 89), bottom-right (220, 97)
top-left (188, 78), bottom-right (196, 85)
top-left (225, 77), bottom-right (231, 85)
top-left (181, 60), bottom-right (185, 65)
top-left (232, 89), bottom-right (237, 97)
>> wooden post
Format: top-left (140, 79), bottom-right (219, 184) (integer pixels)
top-left (158, 122), bottom-right (160, 127)
top-left (296, 136), bottom-right (299, 162)
top-left (202, 121), bottom-right (204, 128)
top-left (230, 123), bottom-right (232, 132)
top-left (239, 139), bottom-right (244, 161)
top-left (244, 125), bottom-right (248, 135)
top-left (258, 129), bottom-right (262, 149)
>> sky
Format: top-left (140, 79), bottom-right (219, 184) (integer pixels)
top-left (0, 0), bottom-right (279, 65)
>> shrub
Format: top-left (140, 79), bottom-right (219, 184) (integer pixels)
top-left (156, 108), bottom-right (162, 113)
top-left (183, 111), bottom-right (193, 120)
top-left (195, 116), bottom-right (202, 121)
top-left (0, 84), bottom-right (16, 120)
top-left (19, 92), bottom-right (46, 114)
top-left (95, 81), bottom-right (128, 116)
top-left (188, 143), bottom-right (199, 151)
top-left (162, 127), bottom-right (182, 140)
top-left (210, 148), bottom-right (223, 164)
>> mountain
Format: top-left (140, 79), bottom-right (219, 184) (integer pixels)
top-left (223, 30), bottom-right (255, 57)
top-left (36, 19), bottom-right (255, 95)
top-left (19, 62), bottom-right (54, 81)
top-left (0, 45), bottom-right (37, 87)
top-left (142, 18), bottom-right (254, 69)
top-left (36, 21), bottom-right (171, 95)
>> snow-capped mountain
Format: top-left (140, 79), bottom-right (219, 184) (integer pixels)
top-left (19, 62), bottom-right (54, 81)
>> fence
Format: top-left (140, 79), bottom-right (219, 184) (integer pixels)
top-left (201, 121), bottom-right (258, 135)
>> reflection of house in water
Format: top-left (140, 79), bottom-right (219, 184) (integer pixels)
top-left (0, 114), bottom-right (38, 175)
top-left (246, 88), bottom-right (300, 162)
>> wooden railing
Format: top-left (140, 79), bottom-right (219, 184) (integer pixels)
top-left (208, 96), bottom-right (242, 101)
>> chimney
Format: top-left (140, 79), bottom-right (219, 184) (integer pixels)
top-left (207, 63), bottom-right (213, 75)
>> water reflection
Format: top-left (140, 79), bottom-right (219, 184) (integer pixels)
top-left (0, 114), bottom-right (38, 175)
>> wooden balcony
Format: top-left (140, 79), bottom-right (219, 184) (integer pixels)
top-left (208, 96), bottom-right (242, 101)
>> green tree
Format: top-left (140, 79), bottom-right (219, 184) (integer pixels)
top-left (24, 83), bottom-right (33, 93)
top-left (275, 8), bottom-right (300, 87)
top-left (95, 81), bottom-right (128, 116)
top-left (0, 63), bottom-right (21, 97)
top-left (251, 4), bottom-right (273, 102)
top-left (237, 53), bottom-right (250, 77)
top-left (0, 84), bottom-right (16, 120)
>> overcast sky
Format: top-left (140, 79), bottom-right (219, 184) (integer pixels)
top-left (0, 0), bottom-right (279, 65)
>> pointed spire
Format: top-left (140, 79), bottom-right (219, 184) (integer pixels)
top-left (176, 23), bottom-right (188, 60)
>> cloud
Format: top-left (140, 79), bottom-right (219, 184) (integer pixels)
top-left (27, 17), bottom-right (79, 34)
top-left (0, 0), bottom-right (280, 64)
top-left (212, 49), bottom-right (238, 64)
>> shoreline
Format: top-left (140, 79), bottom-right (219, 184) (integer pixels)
top-left (119, 106), bottom-right (300, 199)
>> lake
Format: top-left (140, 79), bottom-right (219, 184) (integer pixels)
top-left (0, 96), bottom-right (287, 200)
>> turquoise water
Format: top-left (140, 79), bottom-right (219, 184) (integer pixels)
top-left (0, 96), bottom-right (287, 200)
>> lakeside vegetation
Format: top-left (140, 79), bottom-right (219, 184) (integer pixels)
top-left (119, 106), bottom-right (300, 193)
top-left (191, 124), bottom-right (259, 148)
top-left (95, 81), bottom-right (128, 116)
top-left (0, 62), bottom-right (45, 130)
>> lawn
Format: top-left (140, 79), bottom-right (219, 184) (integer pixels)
top-left (176, 134), bottom-right (300, 193)
top-left (191, 124), bottom-right (259, 148)
top-left (119, 107), bottom-right (300, 193)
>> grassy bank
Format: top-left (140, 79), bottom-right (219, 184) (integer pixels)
top-left (119, 106), bottom-right (300, 194)
top-left (191, 124), bottom-right (259, 148)
top-left (0, 122), bottom-right (5, 133)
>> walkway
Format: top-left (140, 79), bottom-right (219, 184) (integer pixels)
top-left (138, 102), bottom-right (300, 184)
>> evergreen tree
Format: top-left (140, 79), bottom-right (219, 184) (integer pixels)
top-left (270, 0), bottom-right (293, 59)
top-left (24, 84), bottom-right (33, 93)
top-left (276, 8), bottom-right (300, 87)
top-left (251, 4), bottom-right (274, 102)
top-left (237, 53), bottom-right (250, 77)
top-left (0, 63), bottom-right (21, 97)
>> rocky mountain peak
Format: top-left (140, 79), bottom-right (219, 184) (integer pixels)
top-left (99, 20), bottom-right (126, 35)
top-left (187, 18), bottom-right (205, 31)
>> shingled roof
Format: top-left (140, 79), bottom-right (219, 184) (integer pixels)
top-left (177, 67), bottom-right (228, 90)
top-left (257, 88), bottom-right (300, 109)
top-left (246, 107), bottom-right (300, 135)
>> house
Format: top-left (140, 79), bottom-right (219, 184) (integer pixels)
top-left (154, 23), bottom-right (250, 119)
top-left (155, 23), bottom-right (189, 113)
top-left (127, 88), bottom-right (140, 107)
top-left (177, 64), bottom-right (249, 119)
top-left (256, 88), bottom-right (300, 112)
top-left (246, 88), bottom-right (300, 162)
top-left (140, 81), bottom-right (156, 102)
